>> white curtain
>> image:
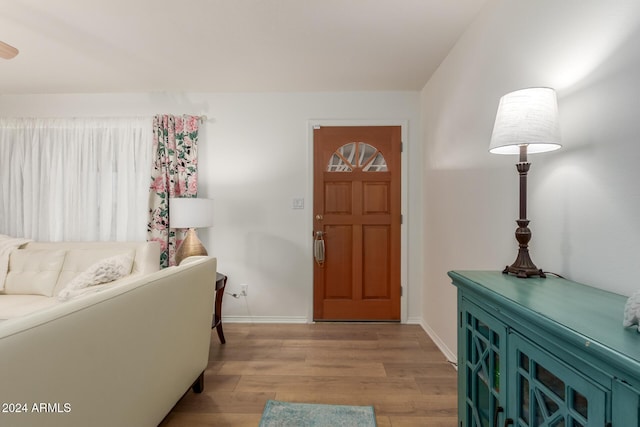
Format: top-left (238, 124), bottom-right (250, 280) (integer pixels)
top-left (0, 117), bottom-right (152, 241)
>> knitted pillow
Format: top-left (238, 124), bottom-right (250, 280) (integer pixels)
top-left (57, 254), bottom-right (133, 301)
top-left (623, 290), bottom-right (640, 332)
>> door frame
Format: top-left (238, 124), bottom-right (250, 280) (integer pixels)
top-left (306, 119), bottom-right (409, 323)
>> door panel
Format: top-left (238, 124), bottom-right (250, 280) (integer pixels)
top-left (362, 225), bottom-right (390, 298)
top-left (325, 182), bottom-right (352, 214)
top-left (324, 225), bottom-right (353, 299)
top-left (363, 182), bottom-right (389, 214)
top-left (313, 126), bottom-right (401, 321)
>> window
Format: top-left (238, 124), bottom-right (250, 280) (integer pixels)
top-left (327, 142), bottom-right (388, 172)
top-left (0, 117), bottom-right (152, 241)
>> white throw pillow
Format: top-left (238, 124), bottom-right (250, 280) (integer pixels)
top-left (57, 254), bottom-right (133, 301)
top-left (623, 290), bottom-right (640, 332)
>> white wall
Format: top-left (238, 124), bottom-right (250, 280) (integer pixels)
top-left (0, 91), bottom-right (423, 322)
top-left (421, 0), bottom-right (640, 360)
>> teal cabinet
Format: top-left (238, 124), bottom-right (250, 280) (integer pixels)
top-left (459, 300), bottom-right (507, 426)
top-left (450, 271), bottom-right (640, 427)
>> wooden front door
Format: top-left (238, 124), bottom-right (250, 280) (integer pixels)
top-left (313, 126), bottom-right (401, 321)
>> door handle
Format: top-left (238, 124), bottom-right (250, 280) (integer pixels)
top-left (493, 407), bottom-right (513, 427)
top-left (314, 231), bottom-right (325, 266)
top-left (493, 407), bottom-right (504, 427)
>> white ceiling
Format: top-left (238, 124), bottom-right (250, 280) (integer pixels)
top-left (0, 0), bottom-right (487, 94)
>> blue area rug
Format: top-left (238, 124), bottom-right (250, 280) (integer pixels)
top-left (259, 400), bottom-right (377, 427)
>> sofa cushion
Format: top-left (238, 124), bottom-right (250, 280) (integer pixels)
top-left (54, 248), bottom-right (136, 295)
top-left (57, 253), bottom-right (134, 301)
top-left (0, 295), bottom-right (60, 320)
top-left (3, 249), bottom-right (66, 296)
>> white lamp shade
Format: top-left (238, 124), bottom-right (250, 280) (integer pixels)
top-left (169, 198), bottom-right (214, 229)
top-left (489, 87), bottom-right (561, 155)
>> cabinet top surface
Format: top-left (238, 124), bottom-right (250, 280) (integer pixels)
top-left (449, 270), bottom-right (640, 369)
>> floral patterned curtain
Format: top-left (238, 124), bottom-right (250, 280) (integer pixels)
top-left (147, 115), bottom-right (199, 268)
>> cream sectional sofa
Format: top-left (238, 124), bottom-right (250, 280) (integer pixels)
top-left (0, 240), bottom-right (217, 427)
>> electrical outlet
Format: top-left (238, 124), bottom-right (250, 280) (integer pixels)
top-left (240, 284), bottom-right (248, 296)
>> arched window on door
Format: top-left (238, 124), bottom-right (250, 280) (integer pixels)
top-left (327, 142), bottom-right (388, 172)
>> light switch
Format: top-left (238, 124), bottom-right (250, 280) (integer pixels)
top-left (292, 198), bottom-right (304, 209)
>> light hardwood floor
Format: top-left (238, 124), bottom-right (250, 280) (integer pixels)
top-left (160, 323), bottom-right (458, 427)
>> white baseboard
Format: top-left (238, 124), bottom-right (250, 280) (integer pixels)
top-left (419, 319), bottom-right (457, 366)
top-left (223, 315), bottom-right (309, 324)
top-left (406, 316), bottom-right (423, 324)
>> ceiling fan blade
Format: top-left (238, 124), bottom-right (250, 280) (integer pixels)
top-left (0, 41), bottom-right (19, 59)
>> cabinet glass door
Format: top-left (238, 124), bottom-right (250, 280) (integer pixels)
top-left (460, 300), bottom-right (507, 427)
top-left (509, 333), bottom-right (606, 427)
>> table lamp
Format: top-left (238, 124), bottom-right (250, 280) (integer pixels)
top-left (169, 197), bottom-right (214, 265)
top-left (489, 87), bottom-right (561, 278)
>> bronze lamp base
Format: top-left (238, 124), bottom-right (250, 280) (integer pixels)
top-left (175, 228), bottom-right (208, 265)
top-left (503, 219), bottom-right (545, 278)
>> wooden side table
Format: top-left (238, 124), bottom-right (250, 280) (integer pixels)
top-left (212, 272), bottom-right (227, 344)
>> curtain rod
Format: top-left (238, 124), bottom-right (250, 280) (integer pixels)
top-left (0, 115), bottom-right (211, 124)
top-left (2, 115), bottom-right (209, 120)
top-left (156, 115), bottom-right (209, 122)
top-left (153, 114), bottom-right (210, 123)
top-left (163, 115), bottom-right (209, 123)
